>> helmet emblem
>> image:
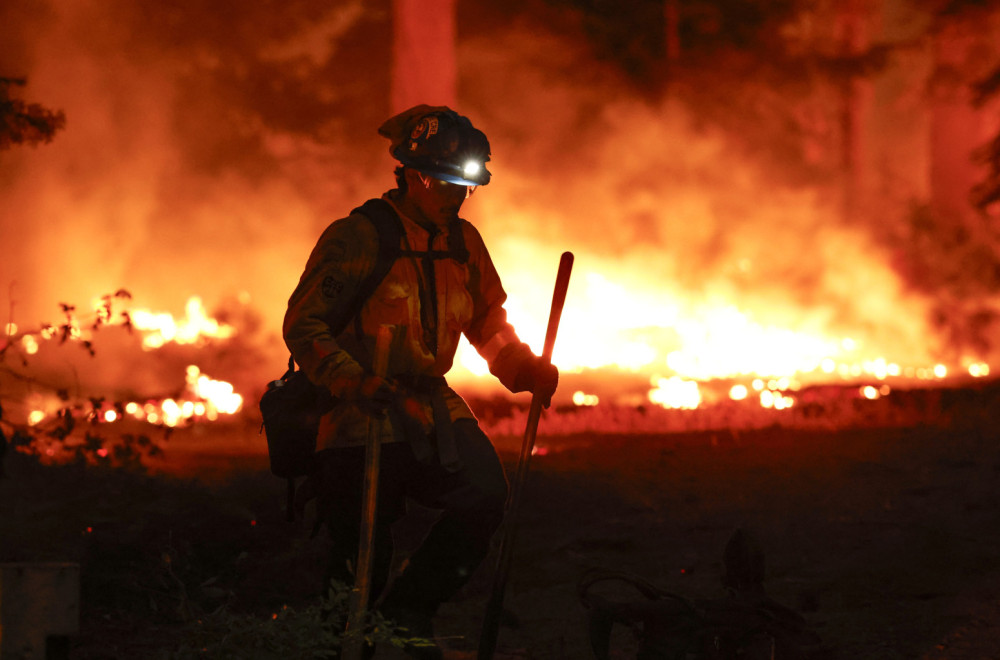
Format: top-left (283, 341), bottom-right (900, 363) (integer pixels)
top-left (410, 116), bottom-right (439, 141)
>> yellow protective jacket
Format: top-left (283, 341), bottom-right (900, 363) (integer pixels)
top-left (283, 191), bottom-right (534, 453)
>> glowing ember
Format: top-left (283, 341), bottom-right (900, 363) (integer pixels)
top-left (186, 365), bottom-right (243, 416)
top-left (969, 362), bottom-right (991, 377)
top-left (100, 366), bottom-right (243, 428)
top-left (648, 376), bottom-right (701, 410)
top-left (21, 335), bottom-right (39, 355)
top-left (760, 390), bottom-right (795, 410)
top-left (861, 385), bottom-right (881, 400)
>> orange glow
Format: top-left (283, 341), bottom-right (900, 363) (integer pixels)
top-left (452, 264), bottom-right (981, 411)
top-left (648, 376), bottom-right (701, 409)
top-left (447, 246), bottom-right (985, 411)
top-left (22, 335), bottom-right (39, 355)
top-left (5, 295), bottom-right (247, 431)
top-left (760, 390), bottom-right (795, 410)
top-left (128, 296), bottom-right (236, 350)
top-left (10, 295), bottom-right (236, 358)
top-left (105, 367), bottom-right (244, 428)
top-left (186, 366), bottom-right (243, 416)
top-left (861, 385), bottom-right (880, 400)
top-left (4, 1), bottom-right (1000, 435)
top-left (969, 362), bottom-right (990, 377)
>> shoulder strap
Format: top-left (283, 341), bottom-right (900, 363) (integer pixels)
top-left (287, 199), bottom-right (403, 372)
top-left (344, 198), bottom-right (404, 330)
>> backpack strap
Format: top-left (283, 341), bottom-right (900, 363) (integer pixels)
top-left (286, 197), bottom-right (403, 363)
top-left (342, 198), bottom-right (405, 334)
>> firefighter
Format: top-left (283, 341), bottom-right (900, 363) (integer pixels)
top-left (283, 104), bottom-right (559, 659)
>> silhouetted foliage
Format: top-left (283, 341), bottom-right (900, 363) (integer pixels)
top-left (0, 77), bottom-right (66, 150)
top-left (0, 290), bottom-right (169, 471)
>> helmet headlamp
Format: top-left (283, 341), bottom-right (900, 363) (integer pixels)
top-left (462, 160), bottom-right (481, 177)
top-left (379, 105), bottom-right (492, 187)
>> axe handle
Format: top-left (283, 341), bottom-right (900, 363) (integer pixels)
top-left (343, 324), bottom-right (393, 660)
top-left (478, 251), bottom-right (574, 660)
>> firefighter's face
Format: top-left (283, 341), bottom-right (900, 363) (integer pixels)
top-left (406, 170), bottom-right (474, 224)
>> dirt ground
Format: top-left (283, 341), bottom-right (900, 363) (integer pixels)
top-left (4, 398), bottom-right (1000, 659)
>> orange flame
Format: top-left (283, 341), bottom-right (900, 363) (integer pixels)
top-left (452, 262), bottom-right (991, 412)
top-left (127, 296), bottom-right (236, 349)
top-left (20, 296), bottom-right (243, 429)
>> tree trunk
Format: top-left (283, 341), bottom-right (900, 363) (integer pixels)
top-left (391, 0), bottom-right (457, 113)
top-left (930, 16), bottom-right (987, 223)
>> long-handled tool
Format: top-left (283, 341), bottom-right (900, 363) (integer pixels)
top-left (342, 324), bottom-right (393, 660)
top-left (478, 251), bottom-right (574, 660)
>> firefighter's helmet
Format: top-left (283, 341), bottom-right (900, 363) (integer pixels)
top-left (378, 104), bottom-right (491, 186)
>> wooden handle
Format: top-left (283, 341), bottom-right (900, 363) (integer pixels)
top-left (478, 252), bottom-right (574, 660)
top-left (373, 324), bottom-right (392, 377)
top-left (343, 324), bottom-right (394, 660)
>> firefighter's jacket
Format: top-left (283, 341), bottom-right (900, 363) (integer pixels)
top-left (283, 191), bottom-right (535, 454)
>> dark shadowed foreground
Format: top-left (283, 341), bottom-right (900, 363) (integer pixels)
top-left (3, 391), bottom-right (1000, 659)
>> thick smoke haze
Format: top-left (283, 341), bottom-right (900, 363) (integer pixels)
top-left (1, 0), bottom-right (989, 388)
top-left (1, 1), bottom-right (393, 357)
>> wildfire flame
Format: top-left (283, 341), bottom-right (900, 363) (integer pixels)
top-left (19, 296), bottom-right (243, 429)
top-left (116, 365), bottom-right (243, 427)
top-left (454, 263), bottom-right (992, 412)
top-left (4, 1), bottom-right (999, 433)
top-left (128, 296), bottom-right (236, 349)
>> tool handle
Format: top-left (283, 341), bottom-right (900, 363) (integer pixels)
top-left (343, 325), bottom-right (393, 660)
top-left (372, 324), bottom-right (392, 378)
top-left (478, 252), bottom-right (573, 660)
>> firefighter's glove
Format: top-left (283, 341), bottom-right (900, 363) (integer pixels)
top-left (350, 375), bottom-right (397, 417)
top-left (514, 356), bottom-right (559, 409)
top-left (395, 392), bottom-right (433, 430)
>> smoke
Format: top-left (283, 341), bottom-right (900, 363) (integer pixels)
top-left (459, 21), bottom-right (946, 367)
top-left (0, 0), bottom-right (391, 362)
top-left (0, 0), bottom-right (983, 394)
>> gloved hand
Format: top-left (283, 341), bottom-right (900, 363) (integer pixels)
top-left (395, 391), bottom-right (433, 430)
top-left (345, 374), bottom-right (397, 416)
top-left (514, 356), bottom-right (559, 408)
